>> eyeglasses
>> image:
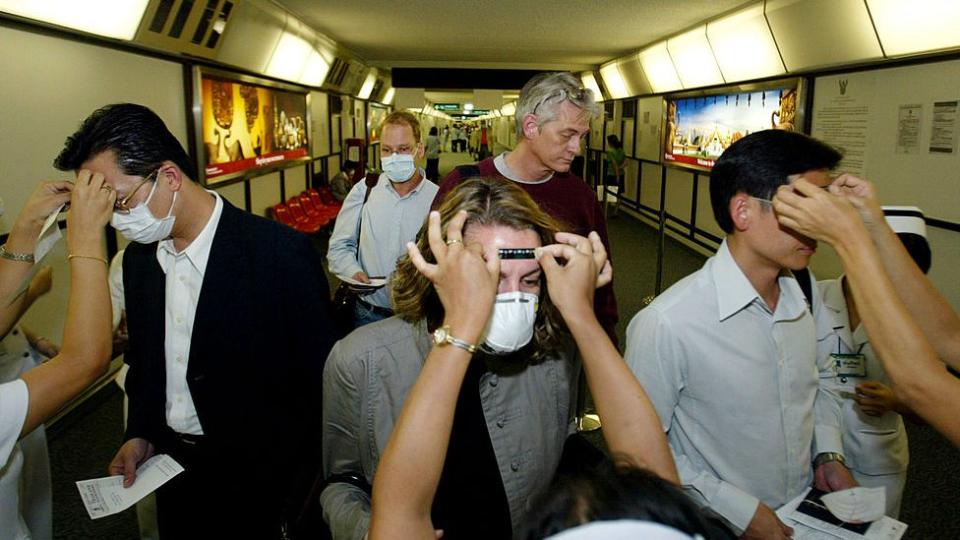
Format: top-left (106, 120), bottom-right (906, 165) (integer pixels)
top-left (751, 184), bottom-right (832, 206)
top-left (114, 170), bottom-right (158, 214)
top-left (532, 88), bottom-right (590, 115)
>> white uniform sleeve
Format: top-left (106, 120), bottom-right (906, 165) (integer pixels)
top-left (0, 379), bottom-right (29, 463)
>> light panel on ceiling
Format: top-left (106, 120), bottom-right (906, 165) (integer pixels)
top-left (667, 26), bottom-right (724, 89)
top-left (638, 42), bottom-right (681, 93)
top-left (382, 87), bottom-right (395, 105)
top-left (300, 49), bottom-right (330, 87)
top-left (617, 56), bottom-right (652, 97)
top-left (0, 0), bottom-right (148, 40)
top-left (766, 0), bottom-right (882, 71)
top-left (357, 70), bottom-right (377, 99)
top-left (266, 32), bottom-right (312, 82)
top-left (867, 0), bottom-right (960, 57)
top-left (707, 4), bottom-right (785, 82)
top-left (580, 72), bottom-right (604, 102)
top-left (600, 62), bottom-right (629, 99)
top-left (501, 102), bottom-right (516, 116)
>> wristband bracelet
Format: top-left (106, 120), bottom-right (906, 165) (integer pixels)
top-left (813, 452), bottom-right (846, 468)
top-left (0, 244), bottom-right (35, 263)
top-left (68, 253), bottom-right (108, 265)
top-left (433, 325), bottom-right (478, 354)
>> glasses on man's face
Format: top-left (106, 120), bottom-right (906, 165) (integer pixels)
top-left (751, 184), bottom-right (832, 205)
top-left (114, 170), bottom-right (158, 214)
top-left (532, 88), bottom-right (590, 116)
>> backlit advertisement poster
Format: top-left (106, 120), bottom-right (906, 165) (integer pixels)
top-left (196, 69), bottom-right (310, 184)
top-left (368, 103), bottom-right (389, 142)
top-left (664, 81), bottom-right (802, 171)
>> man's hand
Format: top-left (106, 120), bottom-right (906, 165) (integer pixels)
top-left (829, 174), bottom-right (884, 231)
top-left (855, 380), bottom-right (903, 416)
top-left (109, 438), bottom-right (155, 488)
top-left (814, 460), bottom-right (858, 492)
top-left (352, 271), bottom-right (371, 284)
top-left (742, 503), bottom-right (794, 540)
top-left (773, 179), bottom-right (866, 248)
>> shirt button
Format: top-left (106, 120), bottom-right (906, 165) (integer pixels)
top-left (179, 275), bottom-right (186, 283)
top-left (176, 316), bottom-right (183, 325)
top-left (177, 355), bottom-right (185, 364)
top-left (22, 352), bottom-right (30, 357)
top-left (496, 419), bottom-right (505, 428)
top-left (489, 375), bottom-right (499, 387)
top-left (510, 461), bottom-right (520, 472)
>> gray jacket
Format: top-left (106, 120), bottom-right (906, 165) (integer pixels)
top-left (321, 316), bottom-right (579, 539)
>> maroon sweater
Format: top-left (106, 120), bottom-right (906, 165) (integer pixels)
top-left (435, 156), bottom-right (620, 346)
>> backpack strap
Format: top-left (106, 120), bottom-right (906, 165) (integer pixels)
top-left (793, 267), bottom-right (813, 313)
top-left (361, 172), bottom-right (379, 205)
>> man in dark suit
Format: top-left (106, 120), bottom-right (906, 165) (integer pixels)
top-left (54, 104), bottom-right (333, 538)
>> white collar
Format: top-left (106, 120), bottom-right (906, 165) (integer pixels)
top-left (157, 190), bottom-right (223, 276)
top-left (711, 239), bottom-right (808, 321)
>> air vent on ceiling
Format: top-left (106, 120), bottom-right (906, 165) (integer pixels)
top-left (135, 0), bottom-right (235, 59)
top-left (327, 57), bottom-right (350, 87)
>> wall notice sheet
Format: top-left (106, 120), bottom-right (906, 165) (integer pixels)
top-left (930, 100), bottom-right (958, 153)
top-left (896, 104), bottom-right (922, 154)
top-left (76, 454), bottom-right (184, 519)
top-left (812, 76), bottom-right (875, 178)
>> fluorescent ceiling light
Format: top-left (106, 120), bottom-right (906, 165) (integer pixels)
top-left (383, 87), bottom-right (395, 105)
top-left (464, 103), bottom-right (474, 111)
top-left (667, 26), bottom-right (724, 89)
top-left (357, 71), bottom-right (377, 99)
top-left (300, 49), bottom-right (330, 87)
top-left (638, 42), bottom-right (682, 93)
top-left (501, 102), bottom-right (516, 116)
top-left (867, 0), bottom-right (960, 56)
top-left (0, 0), bottom-right (148, 40)
top-left (580, 73), bottom-right (603, 102)
top-left (266, 32), bottom-right (312, 82)
top-left (600, 63), bottom-right (629, 99)
top-left (708, 4), bottom-right (785, 82)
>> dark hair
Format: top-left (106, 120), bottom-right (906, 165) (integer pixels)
top-left (342, 160), bottom-right (358, 172)
top-left (606, 135), bottom-right (622, 149)
top-left (429, 126), bottom-right (438, 136)
top-left (710, 130), bottom-right (841, 233)
top-left (520, 459), bottom-right (715, 539)
top-left (54, 103), bottom-right (196, 179)
top-left (898, 233), bottom-right (932, 274)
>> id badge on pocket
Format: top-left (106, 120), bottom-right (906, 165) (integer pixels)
top-left (830, 353), bottom-right (866, 383)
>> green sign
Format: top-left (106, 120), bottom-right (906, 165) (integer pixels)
top-left (434, 103), bottom-right (459, 111)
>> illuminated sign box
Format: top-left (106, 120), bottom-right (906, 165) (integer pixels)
top-left (192, 67), bottom-right (312, 185)
top-left (663, 78), bottom-right (806, 172)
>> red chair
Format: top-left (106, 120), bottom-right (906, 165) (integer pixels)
top-left (271, 203), bottom-right (316, 234)
top-left (286, 198), bottom-right (322, 234)
top-left (310, 187), bottom-right (342, 215)
top-left (299, 193), bottom-right (334, 227)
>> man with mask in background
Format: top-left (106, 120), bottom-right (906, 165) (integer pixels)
top-left (328, 111), bottom-right (438, 330)
top-left (54, 103), bottom-right (333, 539)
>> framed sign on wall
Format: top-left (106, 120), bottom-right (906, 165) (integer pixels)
top-left (193, 67), bottom-right (311, 185)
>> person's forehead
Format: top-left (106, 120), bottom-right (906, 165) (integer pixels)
top-left (381, 123), bottom-right (416, 143)
top-left (788, 169), bottom-right (832, 187)
top-left (79, 150), bottom-right (132, 186)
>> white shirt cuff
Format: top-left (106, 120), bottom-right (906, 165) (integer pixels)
top-left (713, 481), bottom-right (760, 535)
top-left (814, 425), bottom-right (845, 456)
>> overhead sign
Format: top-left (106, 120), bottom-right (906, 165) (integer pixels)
top-left (434, 103), bottom-right (459, 111)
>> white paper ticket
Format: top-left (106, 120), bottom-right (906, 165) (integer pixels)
top-left (76, 454), bottom-right (184, 519)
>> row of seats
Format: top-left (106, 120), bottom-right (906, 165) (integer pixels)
top-left (271, 187), bottom-right (342, 234)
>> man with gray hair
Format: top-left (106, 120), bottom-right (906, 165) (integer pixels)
top-left (436, 72), bottom-right (619, 343)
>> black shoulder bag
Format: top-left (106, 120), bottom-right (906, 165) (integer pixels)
top-left (332, 172), bottom-right (380, 339)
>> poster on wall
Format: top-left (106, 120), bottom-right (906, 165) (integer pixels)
top-left (368, 103), bottom-right (389, 142)
top-left (194, 68), bottom-right (311, 185)
top-left (663, 79), bottom-right (804, 171)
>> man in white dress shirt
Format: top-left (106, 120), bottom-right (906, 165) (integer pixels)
top-left (626, 130), bottom-right (857, 540)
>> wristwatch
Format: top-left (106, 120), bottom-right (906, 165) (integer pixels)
top-left (433, 325), bottom-right (477, 354)
top-left (813, 452), bottom-right (846, 468)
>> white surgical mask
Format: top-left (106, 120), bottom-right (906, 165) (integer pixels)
top-left (381, 152), bottom-right (416, 183)
top-left (110, 182), bottom-right (177, 244)
top-left (480, 291), bottom-right (539, 355)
